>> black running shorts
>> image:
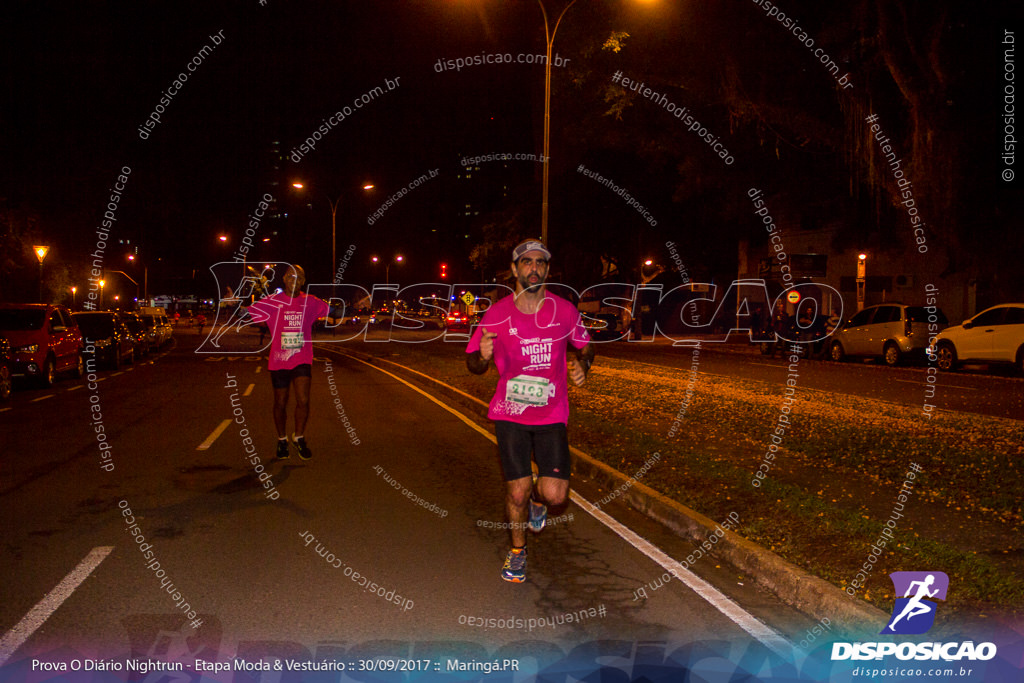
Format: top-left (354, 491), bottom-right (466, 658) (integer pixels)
top-left (494, 420), bottom-right (571, 482)
top-left (270, 363), bottom-right (312, 389)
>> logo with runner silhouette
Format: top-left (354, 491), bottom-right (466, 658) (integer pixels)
top-left (881, 571), bottom-right (949, 635)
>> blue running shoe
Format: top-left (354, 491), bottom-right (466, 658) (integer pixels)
top-left (528, 499), bottom-right (547, 534)
top-left (501, 547), bottom-right (527, 583)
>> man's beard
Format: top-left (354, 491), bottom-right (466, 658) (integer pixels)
top-left (518, 273), bottom-right (545, 292)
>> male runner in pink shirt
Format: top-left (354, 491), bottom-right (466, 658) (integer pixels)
top-left (246, 265), bottom-right (337, 460)
top-left (466, 239), bottom-right (595, 582)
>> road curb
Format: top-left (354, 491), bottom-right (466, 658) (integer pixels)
top-left (569, 445), bottom-right (888, 639)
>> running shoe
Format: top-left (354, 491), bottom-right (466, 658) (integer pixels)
top-left (528, 499), bottom-right (548, 534)
top-left (501, 547), bottom-right (527, 583)
top-left (293, 435), bottom-right (312, 460)
top-left (276, 439), bottom-right (290, 459)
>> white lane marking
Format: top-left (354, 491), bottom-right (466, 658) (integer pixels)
top-left (337, 353), bottom-right (494, 442)
top-left (31, 395), bottom-right (54, 403)
top-left (243, 383), bottom-right (255, 397)
top-left (111, 371), bottom-right (124, 376)
top-left (571, 492), bottom-right (792, 657)
top-left (0, 546), bottom-right (114, 665)
top-left (67, 385), bottom-right (84, 392)
top-left (0, 407), bottom-right (11, 413)
top-left (196, 419), bottom-right (232, 451)
top-left (255, 366), bottom-right (262, 374)
top-left (330, 348), bottom-right (793, 657)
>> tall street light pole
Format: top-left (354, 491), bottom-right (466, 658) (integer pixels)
top-left (128, 254), bottom-right (148, 304)
top-left (33, 245), bottom-right (49, 303)
top-left (293, 182), bottom-right (374, 283)
top-left (856, 253), bottom-right (867, 312)
top-left (107, 270), bottom-right (140, 306)
top-left (537, 0), bottom-right (578, 247)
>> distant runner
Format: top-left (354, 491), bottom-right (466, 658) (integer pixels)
top-left (466, 239), bottom-right (595, 583)
top-left (244, 264), bottom-right (342, 460)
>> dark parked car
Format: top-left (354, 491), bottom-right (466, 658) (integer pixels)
top-left (73, 311), bottom-right (135, 370)
top-left (0, 336), bottom-right (13, 400)
top-left (0, 303), bottom-right (84, 386)
top-left (120, 312), bottom-right (150, 358)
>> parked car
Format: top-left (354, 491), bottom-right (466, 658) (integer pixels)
top-left (829, 303), bottom-right (947, 366)
top-left (0, 336), bottom-right (13, 400)
top-left (0, 303), bottom-right (84, 386)
top-left (139, 311), bottom-right (173, 349)
top-left (73, 311), bottom-right (136, 369)
top-left (120, 312), bottom-right (150, 358)
top-left (929, 303), bottom-right (1024, 373)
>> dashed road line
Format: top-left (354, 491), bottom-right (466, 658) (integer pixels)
top-left (196, 419), bottom-right (232, 450)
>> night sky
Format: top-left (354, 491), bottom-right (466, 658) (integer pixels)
top-left (2, 1), bottom-right (1019, 301)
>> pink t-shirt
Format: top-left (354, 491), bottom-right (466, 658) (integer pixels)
top-left (247, 292), bottom-right (331, 370)
top-left (466, 292), bottom-right (591, 425)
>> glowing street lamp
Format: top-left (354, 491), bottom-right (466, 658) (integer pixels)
top-left (71, 286), bottom-right (77, 309)
top-left (127, 253), bottom-right (149, 303)
top-left (293, 181), bottom-right (375, 283)
top-left (371, 254), bottom-right (405, 289)
top-left (99, 279), bottom-right (106, 309)
top-left (856, 253), bottom-right (867, 311)
top-left (33, 245), bottom-right (49, 302)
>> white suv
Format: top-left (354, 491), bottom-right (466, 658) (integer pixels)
top-left (929, 303), bottom-right (1024, 373)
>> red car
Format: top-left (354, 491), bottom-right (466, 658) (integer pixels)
top-left (445, 310), bottom-right (469, 331)
top-left (0, 303), bottom-right (84, 386)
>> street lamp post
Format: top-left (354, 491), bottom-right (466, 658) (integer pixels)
top-left (71, 286), bottom-right (77, 309)
top-left (536, 0), bottom-right (578, 246)
top-left (107, 270), bottom-right (139, 307)
top-left (293, 182), bottom-right (374, 283)
top-left (371, 254), bottom-right (405, 289)
top-left (856, 253), bottom-right (867, 312)
top-left (33, 245), bottom-right (49, 302)
top-left (99, 279), bottom-right (105, 310)
top-left (128, 254), bottom-right (149, 304)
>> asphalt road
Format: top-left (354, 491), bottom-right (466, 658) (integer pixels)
top-left (1, 330), bottom-right (824, 676)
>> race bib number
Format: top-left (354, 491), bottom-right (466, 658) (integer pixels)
top-left (505, 375), bottom-right (554, 406)
top-left (281, 331), bottom-right (304, 350)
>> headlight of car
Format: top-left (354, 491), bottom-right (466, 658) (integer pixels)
top-left (15, 343), bottom-right (40, 354)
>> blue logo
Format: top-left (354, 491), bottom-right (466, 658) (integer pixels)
top-left (881, 571), bottom-right (949, 635)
